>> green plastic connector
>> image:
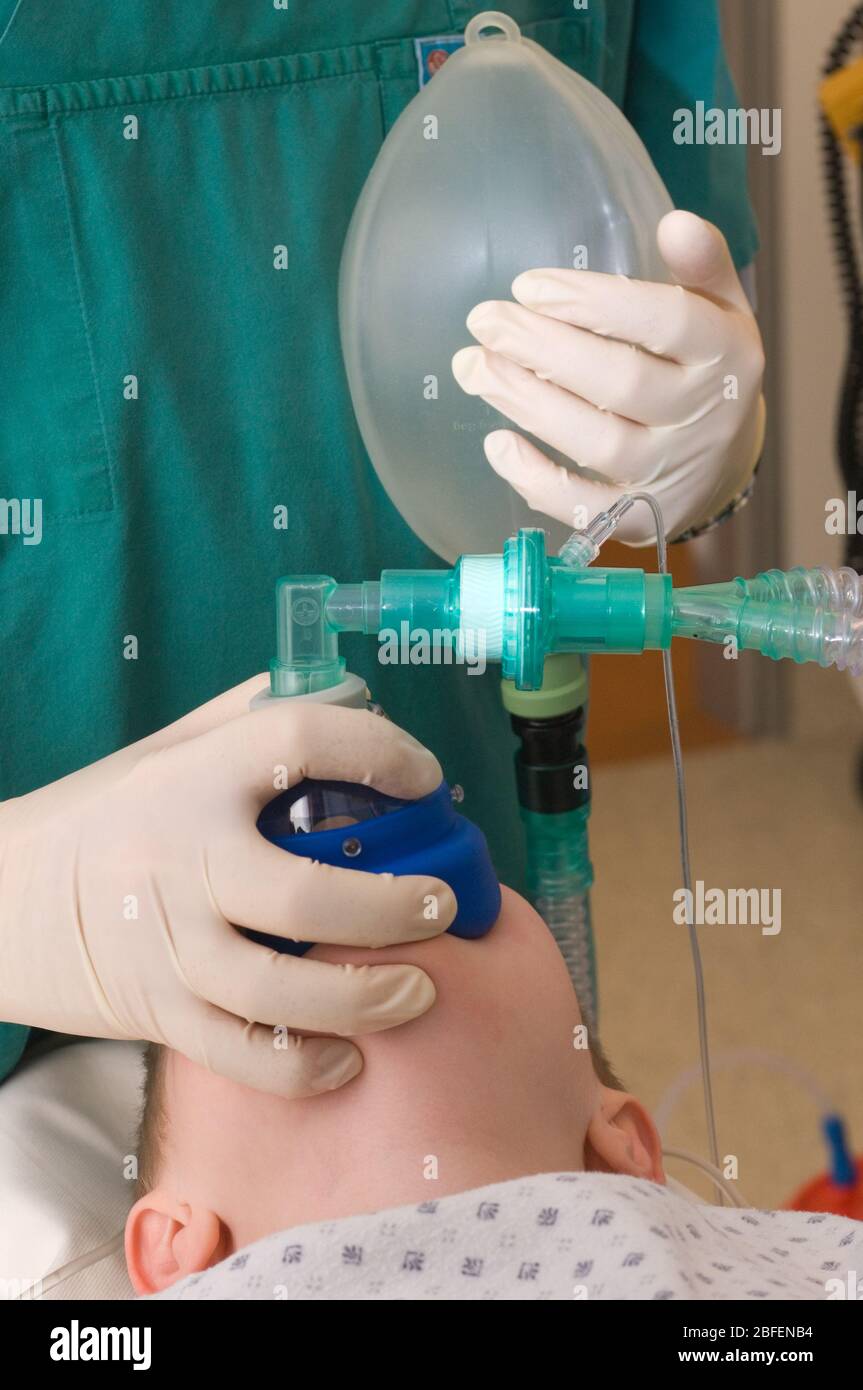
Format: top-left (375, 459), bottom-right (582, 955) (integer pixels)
top-left (323, 528), bottom-right (674, 691)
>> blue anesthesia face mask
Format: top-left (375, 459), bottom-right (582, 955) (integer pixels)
top-left (249, 778), bottom-right (501, 956)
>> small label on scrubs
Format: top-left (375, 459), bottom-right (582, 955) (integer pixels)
top-left (414, 34), bottom-right (465, 88)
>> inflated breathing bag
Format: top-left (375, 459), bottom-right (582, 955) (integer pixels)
top-left (339, 10), bottom-right (673, 562)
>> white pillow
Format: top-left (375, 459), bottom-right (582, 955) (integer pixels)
top-left (0, 1037), bottom-right (145, 1300)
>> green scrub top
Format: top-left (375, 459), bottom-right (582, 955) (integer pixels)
top-left (0, 1), bottom-right (757, 1078)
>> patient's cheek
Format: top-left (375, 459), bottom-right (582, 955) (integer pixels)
top-left (310, 885), bottom-right (581, 1050)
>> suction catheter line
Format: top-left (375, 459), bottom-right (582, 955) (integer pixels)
top-left (18, 1230), bottom-right (127, 1297)
top-left (662, 1148), bottom-right (748, 1208)
top-left (621, 493), bottom-right (722, 1195)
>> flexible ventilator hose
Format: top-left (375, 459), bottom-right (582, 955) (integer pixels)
top-left (673, 565), bottom-right (863, 673)
top-left (772, 564), bottom-right (863, 617)
top-left (745, 565), bottom-right (863, 670)
top-left (522, 808), bottom-right (596, 1028)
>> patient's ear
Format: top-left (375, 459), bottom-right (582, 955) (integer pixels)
top-left (125, 1192), bottom-right (229, 1295)
top-left (584, 1088), bottom-right (665, 1184)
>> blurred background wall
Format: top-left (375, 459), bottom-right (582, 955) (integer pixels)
top-left (590, 0), bottom-right (863, 762)
top-left (595, 0), bottom-right (863, 1207)
top-left (722, 0), bottom-right (860, 738)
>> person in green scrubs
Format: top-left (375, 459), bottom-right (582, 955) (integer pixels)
top-left (0, 2), bottom-right (760, 1088)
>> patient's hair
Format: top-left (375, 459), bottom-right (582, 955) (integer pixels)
top-left (136, 1042), bottom-right (168, 1200)
top-left (587, 1029), bottom-right (625, 1094)
top-left (135, 1015), bottom-right (624, 1199)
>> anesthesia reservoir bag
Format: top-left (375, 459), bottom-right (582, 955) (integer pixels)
top-left (339, 11), bottom-right (674, 562)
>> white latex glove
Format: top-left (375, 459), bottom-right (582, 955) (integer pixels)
top-left (452, 210), bottom-right (766, 545)
top-left (0, 675), bottom-right (456, 1097)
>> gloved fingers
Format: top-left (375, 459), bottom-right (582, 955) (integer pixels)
top-left (510, 265), bottom-right (730, 366)
top-left (181, 700), bottom-right (443, 810)
top-left (180, 1001), bottom-right (365, 1097)
top-left (483, 430), bottom-right (672, 544)
top-left (465, 299), bottom-right (685, 427)
top-left (183, 930), bottom-right (437, 1036)
top-left (209, 831), bottom-right (456, 944)
top-left (452, 345), bottom-right (649, 485)
top-left (656, 208), bottom-right (752, 314)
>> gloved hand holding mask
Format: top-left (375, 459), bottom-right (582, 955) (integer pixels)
top-left (0, 676), bottom-right (453, 1097)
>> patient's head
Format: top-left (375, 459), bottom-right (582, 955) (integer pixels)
top-left (125, 886), bottom-right (664, 1294)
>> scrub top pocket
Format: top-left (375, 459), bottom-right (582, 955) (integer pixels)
top-left (0, 52), bottom-right (386, 540)
top-left (0, 115), bottom-right (113, 521)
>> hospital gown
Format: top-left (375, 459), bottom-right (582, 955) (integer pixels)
top-left (148, 1171), bottom-right (863, 1302)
